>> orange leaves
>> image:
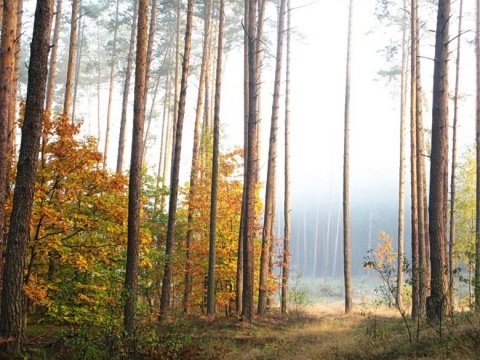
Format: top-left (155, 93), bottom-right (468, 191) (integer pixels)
top-left (16, 113), bottom-right (130, 318)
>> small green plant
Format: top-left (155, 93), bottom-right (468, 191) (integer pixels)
top-left (288, 273), bottom-right (311, 319)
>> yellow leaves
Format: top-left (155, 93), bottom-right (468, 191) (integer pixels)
top-left (140, 257), bottom-right (153, 270)
top-left (368, 231), bottom-right (396, 270)
top-left (24, 281), bottom-right (48, 306)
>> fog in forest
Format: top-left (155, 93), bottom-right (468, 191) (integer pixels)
top-left (217, 0), bottom-right (478, 281)
top-left (15, 0), bottom-right (479, 280)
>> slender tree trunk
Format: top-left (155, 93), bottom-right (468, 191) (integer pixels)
top-left (332, 204), bottom-right (341, 278)
top-left (449, 0), bottom-right (463, 311)
top-left (242, 0), bottom-right (258, 324)
top-left (143, 49), bottom-right (169, 164)
top-left (236, 0), bottom-right (250, 316)
top-left (104, 0), bottom-right (120, 169)
top-left (71, 12), bottom-right (84, 122)
top-left (116, 0), bottom-right (138, 174)
top-left (312, 208), bottom-right (319, 278)
top-left (124, 0), bottom-right (148, 337)
top-left (396, 0), bottom-right (408, 310)
top-left (172, 0), bottom-right (182, 152)
top-left (258, 0), bottom-right (286, 316)
top-left (154, 60), bottom-right (171, 213)
top-left (159, 0), bottom-right (194, 320)
top-left (160, 85), bottom-right (174, 213)
top-left (416, 22), bottom-right (428, 317)
top-left (428, 0), bottom-right (451, 322)
top-left (207, 0), bottom-right (224, 318)
top-left (45, 0), bottom-right (62, 112)
top-left (324, 178), bottom-right (333, 279)
top-left (343, 0), bottom-right (354, 315)
top-left (184, 0), bottom-right (213, 314)
top-left (280, 31), bottom-right (290, 307)
top-left (7, 0), bottom-right (23, 166)
top-left (410, 0), bottom-right (420, 321)
top-left (255, 0), bottom-right (267, 180)
top-left (63, 0), bottom-right (78, 120)
top-left (0, 0), bottom-right (17, 279)
top-left (140, 0), bottom-right (158, 160)
top-left (475, 0), bottom-right (480, 312)
top-left (0, 0), bottom-right (53, 353)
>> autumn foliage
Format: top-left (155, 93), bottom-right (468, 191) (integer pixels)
top-left (2, 115), bottom-right (254, 331)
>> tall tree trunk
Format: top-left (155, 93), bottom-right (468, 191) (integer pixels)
top-left (71, 12), bottom-right (84, 122)
top-left (236, 0), bottom-right (250, 317)
top-left (428, 0), bottom-right (451, 322)
top-left (154, 60), bottom-right (171, 213)
top-left (7, 0), bottom-right (23, 166)
top-left (160, 84), bottom-right (174, 213)
top-left (206, 0), bottom-right (224, 318)
top-left (0, 0), bottom-right (18, 281)
top-left (171, 0), bottom-right (182, 152)
top-left (140, 0), bottom-right (158, 161)
top-left (475, 0), bottom-right (480, 312)
top-left (159, 0), bottom-right (194, 320)
top-left (184, 0), bottom-right (213, 314)
top-left (242, 0), bottom-right (258, 324)
top-left (343, 0), bottom-right (354, 315)
top-left (45, 0), bottom-right (62, 112)
top-left (410, 0), bottom-right (420, 321)
top-left (63, 0), bottom-right (78, 120)
top-left (116, 0), bottom-right (138, 174)
top-left (280, 15), bottom-right (291, 307)
top-left (332, 204), bottom-right (341, 278)
top-left (143, 51), bottom-right (167, 164)
top-left (0, 0), bottom-right (53, 353)
top-left (124, 0), bottom-right (148, 337)
top-left (449, 0), bottom-right (463, 311)
top-left (396, 0), bottom-right (408, 310)
top-left (254, 0), bottom-right (267, 180)
top-left (258, 0), bottom-right (286, 316)
top-left (104, 0), bottom-right (120, 169)
top-left (312, 208), bottom-right (319, 278)
top-left (416, 19), bottom-right (428, 317)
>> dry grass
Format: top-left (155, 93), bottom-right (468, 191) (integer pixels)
top-left (22, 300), bottom-right (480, 359)
top-left (187, 302), bottom-right (480, 360)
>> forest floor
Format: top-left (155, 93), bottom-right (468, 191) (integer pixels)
top-left (22, 300), bottom-right (480, 359)
top-left (181, 302), bottom-right (480, 360)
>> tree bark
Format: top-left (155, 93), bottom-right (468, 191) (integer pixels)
top-left (0, 0), bottom-right (17, 282)
top-left (410, 0), bottom-right (420, 321)
top-left (396, 0), bottom-right (408, 309)
top-left (415, 18), bottom-right (428, 317)
top-left (159, 0), bottom-right (194, 320)
top-left (45, 0), bottom-right (62, 113)
top-left (258, 0), bottom-right (286, 316)
top-left (116, 0), bottom-right (138, 174)
top-left (343, 0), bottom-right (354, 315)
top-left (63, 0), bottom-right (78, 120)
top-left (7, 0), bottom-right (23, 167)
top-left (236, 0), bottom-right (250, 317)
top-left (140, 0), bottom-right (159, 161)
top-left (428, 0), bottom-right (451, 322)
top-left (104, 0), bottom-right (120, 169)
top-left (0, 0), bottom-right (53, 353)
top-left (449, 0), bottom-right (463, 312)
top-left (242, 0), bottom-right (258, 324)
top-left (184, 0), bottom-right (213, 314)
top-left (207, 0), bottom-right (225, 318)
top-left (475, 0), bottom-right (480, 312)
top-left (124, 0), bottom-right (148, 337)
